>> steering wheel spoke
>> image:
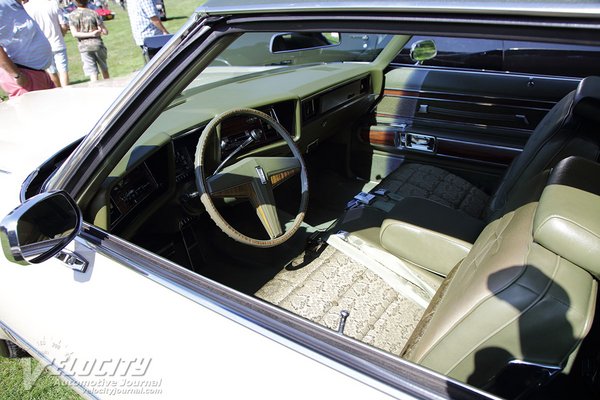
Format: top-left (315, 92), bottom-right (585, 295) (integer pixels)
top-left (248, 180), bottom-right (282, 239)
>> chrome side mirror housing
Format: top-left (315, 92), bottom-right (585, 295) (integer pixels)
top-left (0, 191), bottom-right (81, 265)
top-left (410, 39), bottom-right (437, 64)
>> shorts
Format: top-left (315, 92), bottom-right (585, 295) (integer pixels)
top-left (80, 45), bottom-right (108, 77)
top-left (0, 67), bottom-right (55, 98)
top-left (46, 48), bottom-right (69, 74)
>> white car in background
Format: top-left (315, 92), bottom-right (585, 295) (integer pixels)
top-left (1, 1), bottom-right (600, 399)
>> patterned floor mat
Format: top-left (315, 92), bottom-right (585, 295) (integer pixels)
top-left (256, 245), bottom-right (425, 356)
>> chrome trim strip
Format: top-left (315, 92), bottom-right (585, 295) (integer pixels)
top-left (0, 321), bottom-right (99, 400)
top-left (378, 114), bottom-right (535, 137)
top-left (384, 91), bottom-right (556, 113)
top-left (78, 222), bottom-right (496, 400)
top-left (198, 1), bottom-right (600, 19)
top-left (387, 65), bottom-right (582, 86)
top-left (369, 145), bottom-right (513, 169)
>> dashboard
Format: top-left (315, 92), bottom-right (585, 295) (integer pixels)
top-left (88, 64), bottom-right (378, 235)
top-left (104, 101), bottom-right (296, 232)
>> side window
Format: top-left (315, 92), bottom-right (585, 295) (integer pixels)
top-left (393, 36), bottom-right (600, 78)
top-left (392, 36), bottom-right (503, 70)
top-left (503, 41), bottom-right (600, 77)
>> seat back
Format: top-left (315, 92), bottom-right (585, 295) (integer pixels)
top-left (486, 76), bottom-right (600, 221)
top-left (402, 157), bottom-right (600, 394)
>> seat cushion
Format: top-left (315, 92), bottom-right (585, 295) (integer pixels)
top-left (256, 245), bottom-right (425, 355)
top-left (373, 163), bottom-right (490, 219)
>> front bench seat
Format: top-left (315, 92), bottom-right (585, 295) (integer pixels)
top-left (373, 76), bottom-right (600, 220)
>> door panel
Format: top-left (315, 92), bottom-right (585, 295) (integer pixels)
top-left (355, 66), bottom-right (580, 190)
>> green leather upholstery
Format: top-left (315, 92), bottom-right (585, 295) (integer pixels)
top-left (402, 157), bottom-right (600, 389)
top-left (378, 197), bottom-right (485, 276)
top-left (533, 158), bottom-right (600, 278)
top-left (380, 218), bottom-right (471, 277)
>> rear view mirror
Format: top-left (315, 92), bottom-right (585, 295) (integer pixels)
top-left (410, 39), bottom-right (437, 63)
top-left (0, 191), bottom-right (81, 265)
top-left (270, 32), bottom-right (340, 53)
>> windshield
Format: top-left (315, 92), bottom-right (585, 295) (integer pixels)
top-left (210, 32), bottom-right (392, 67)
top-left (177, 31), bottom-right (392, 96)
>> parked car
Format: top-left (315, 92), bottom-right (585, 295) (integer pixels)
top-left (2, 1), bottom-right (600, 399)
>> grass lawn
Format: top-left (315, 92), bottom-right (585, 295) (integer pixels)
top-left (0, 1), bottom-right (203, 398)
top-left (66, 0), bottom-right (202, 84)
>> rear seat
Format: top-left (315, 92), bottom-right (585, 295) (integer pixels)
top-left (369, 75), bottom-right (600, 221)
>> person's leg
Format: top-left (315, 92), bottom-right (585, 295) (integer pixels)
top-left (25, 69), bottom-right (56, 91)
top-left (96, 46), bottom-right (110, 80)
top-left (80, 51), bottom-right (99, 82)
top-left (54, 49), bottom-right (70, 87)
top-left (0, 68), bottom-right (54, 97)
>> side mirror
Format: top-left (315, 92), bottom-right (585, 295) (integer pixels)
top-left (270, 32), bottom-right (340, 53)
top-left (410, 39), bottom-right (437, 64)
top-left (0, 191), bottom-right (81, 265)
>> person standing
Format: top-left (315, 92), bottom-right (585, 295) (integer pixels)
top-left (68, 0), bottom-right (109, 82)
top-left (24, 0), bottom-right (70, 87)
top-left (127, 0), bottom-right (168, 59)
top-left (0, 0), bottom-right (55, 98)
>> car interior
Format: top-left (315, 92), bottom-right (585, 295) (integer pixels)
top-left (64, 29), bottom-right (600, 399)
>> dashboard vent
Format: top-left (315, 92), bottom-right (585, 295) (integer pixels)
top-left (302, 98), bottom-right (319, 121)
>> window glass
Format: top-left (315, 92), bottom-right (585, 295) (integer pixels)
top-left (210, 32), bottom-right (392, 68)
top-left (393, 36), bottom-right (503, 71)
top-left (393, 36), bottom-right (600, 78)
top-left (503, 41), bottom-right (600, 77)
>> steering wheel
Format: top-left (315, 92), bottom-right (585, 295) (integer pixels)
top-left (195, 108), bottom-right (309, 248)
